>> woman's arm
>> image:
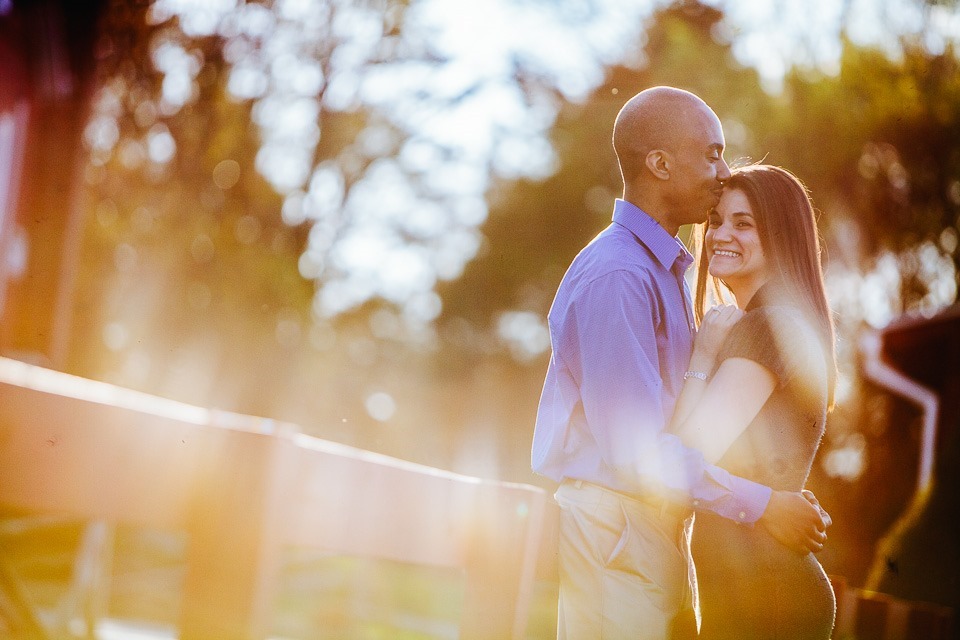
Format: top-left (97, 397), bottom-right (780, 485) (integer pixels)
top-left (669, 306), bottom-right (831, 552)
top-left (669, 357), bottom-right (777, 464)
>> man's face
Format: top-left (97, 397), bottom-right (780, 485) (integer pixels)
top-left (666, 106), bottom-right (731, 227)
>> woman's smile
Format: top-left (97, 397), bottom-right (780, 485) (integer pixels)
top-left (712, 249), bottom-right (742, 259)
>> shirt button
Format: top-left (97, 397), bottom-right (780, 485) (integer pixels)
top-left (692, 500), bottom-right (700, 507)
top-left (738, 511), bottom-right (747, 520)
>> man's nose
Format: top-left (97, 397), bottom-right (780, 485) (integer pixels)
top-left (717, 158), bottom-right (731, 183)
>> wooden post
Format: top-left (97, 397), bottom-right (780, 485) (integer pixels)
top-left (460, 482), bottom-right (547, 640)
top-left (180, 422), bottom-right (296, 640)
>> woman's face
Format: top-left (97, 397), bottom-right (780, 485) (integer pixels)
top-left (705, 187), bottom-right (769, 298)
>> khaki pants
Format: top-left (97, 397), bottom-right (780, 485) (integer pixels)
top-left (555, 480), bottom-right (698, 640)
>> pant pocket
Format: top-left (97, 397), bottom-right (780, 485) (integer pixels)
top-left (607, 504), bottom-right (687, 597)
top-left (604, 502), bottom-right (633, 568)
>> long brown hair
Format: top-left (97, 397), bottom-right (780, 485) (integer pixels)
top-left (693, 164), bottom-right (837, 408)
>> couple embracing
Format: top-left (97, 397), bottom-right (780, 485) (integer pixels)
top-left (532, 86), bottom-right (837, 639)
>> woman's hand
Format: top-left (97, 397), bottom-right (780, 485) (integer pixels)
top-left (692, 305), bottom-right (744, 367)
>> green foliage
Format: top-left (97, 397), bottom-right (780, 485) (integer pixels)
top-left (72, 5), bottom-right (314, 415)
top-left (775, 38), bottom-right (960, 261)
top-left (438, 1), bottom-right (770, 336)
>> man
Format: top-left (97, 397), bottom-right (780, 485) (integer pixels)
top-left (531, 86), bottom-right (830, 639)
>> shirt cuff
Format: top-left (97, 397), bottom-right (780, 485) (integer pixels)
top-left (720, 474), bottom-right (771, 524)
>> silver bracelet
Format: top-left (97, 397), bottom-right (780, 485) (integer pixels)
top-left (683, 370), bottom-right (708, 381)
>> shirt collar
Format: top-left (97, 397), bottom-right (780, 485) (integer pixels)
top-left (613, 199), bottom-right (692, 272)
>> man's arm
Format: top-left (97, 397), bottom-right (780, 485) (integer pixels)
top-left (667, 311), bottom-right (830, 554)
top-left (570, 272), bottom-right (771, 522)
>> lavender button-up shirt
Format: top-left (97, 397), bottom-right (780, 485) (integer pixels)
top-left (532, 199), bottom-right (770, 523)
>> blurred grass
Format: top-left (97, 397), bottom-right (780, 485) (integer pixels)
top-left (271, 551), bottom-right (464, 639)
top-left (1, 518), bottom-right (559, 639)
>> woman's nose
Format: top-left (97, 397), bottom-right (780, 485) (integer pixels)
top-left (711, 223), bottom-right (732, 242)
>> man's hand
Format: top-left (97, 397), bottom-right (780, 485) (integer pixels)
top-left (758, 490), bottom-right (830, 555)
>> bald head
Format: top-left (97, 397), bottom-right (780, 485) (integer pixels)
top-left (613, 86), bottom-right (716, 184)
top-left (611, 86), bottom-right (730, 233)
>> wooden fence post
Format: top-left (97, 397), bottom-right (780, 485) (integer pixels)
top-left (460, 482), bottom-right (548, 640)
top-left (179, 423), bottom-right (296, 640)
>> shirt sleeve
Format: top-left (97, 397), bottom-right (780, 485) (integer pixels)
top-left (717, 306), bottom-right (828, 424)
top-left (563, 269), bottom-right (771, 523)
top-left (718, 307), bottom-right (816, 388)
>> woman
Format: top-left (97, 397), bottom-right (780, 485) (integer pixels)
top-left (669, 164), bottom-right (838, 639)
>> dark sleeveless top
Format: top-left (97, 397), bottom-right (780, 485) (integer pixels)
top-left (691, 287), bottom-right (836, 639)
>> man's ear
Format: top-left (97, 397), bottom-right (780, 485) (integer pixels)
top-left (645, 150), bottom-right (670, 180)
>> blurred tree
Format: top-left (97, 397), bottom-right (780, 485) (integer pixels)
top-left (437, 0), bottom-right (960, 592)
top-left (55, 0), bottom-right (597, 470)
top-left (765, 38), bottom-right (960, 310)
top-left (442, 0), bottom-right (960, 339)
top-left (437, 0), bottom-right (769, 357)
top-left (59, 0), bottom-right (496, 424)
top-left (55, 0), bottom-right (675, 466)
top-left (67, 1), bottom-right (316, 414)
